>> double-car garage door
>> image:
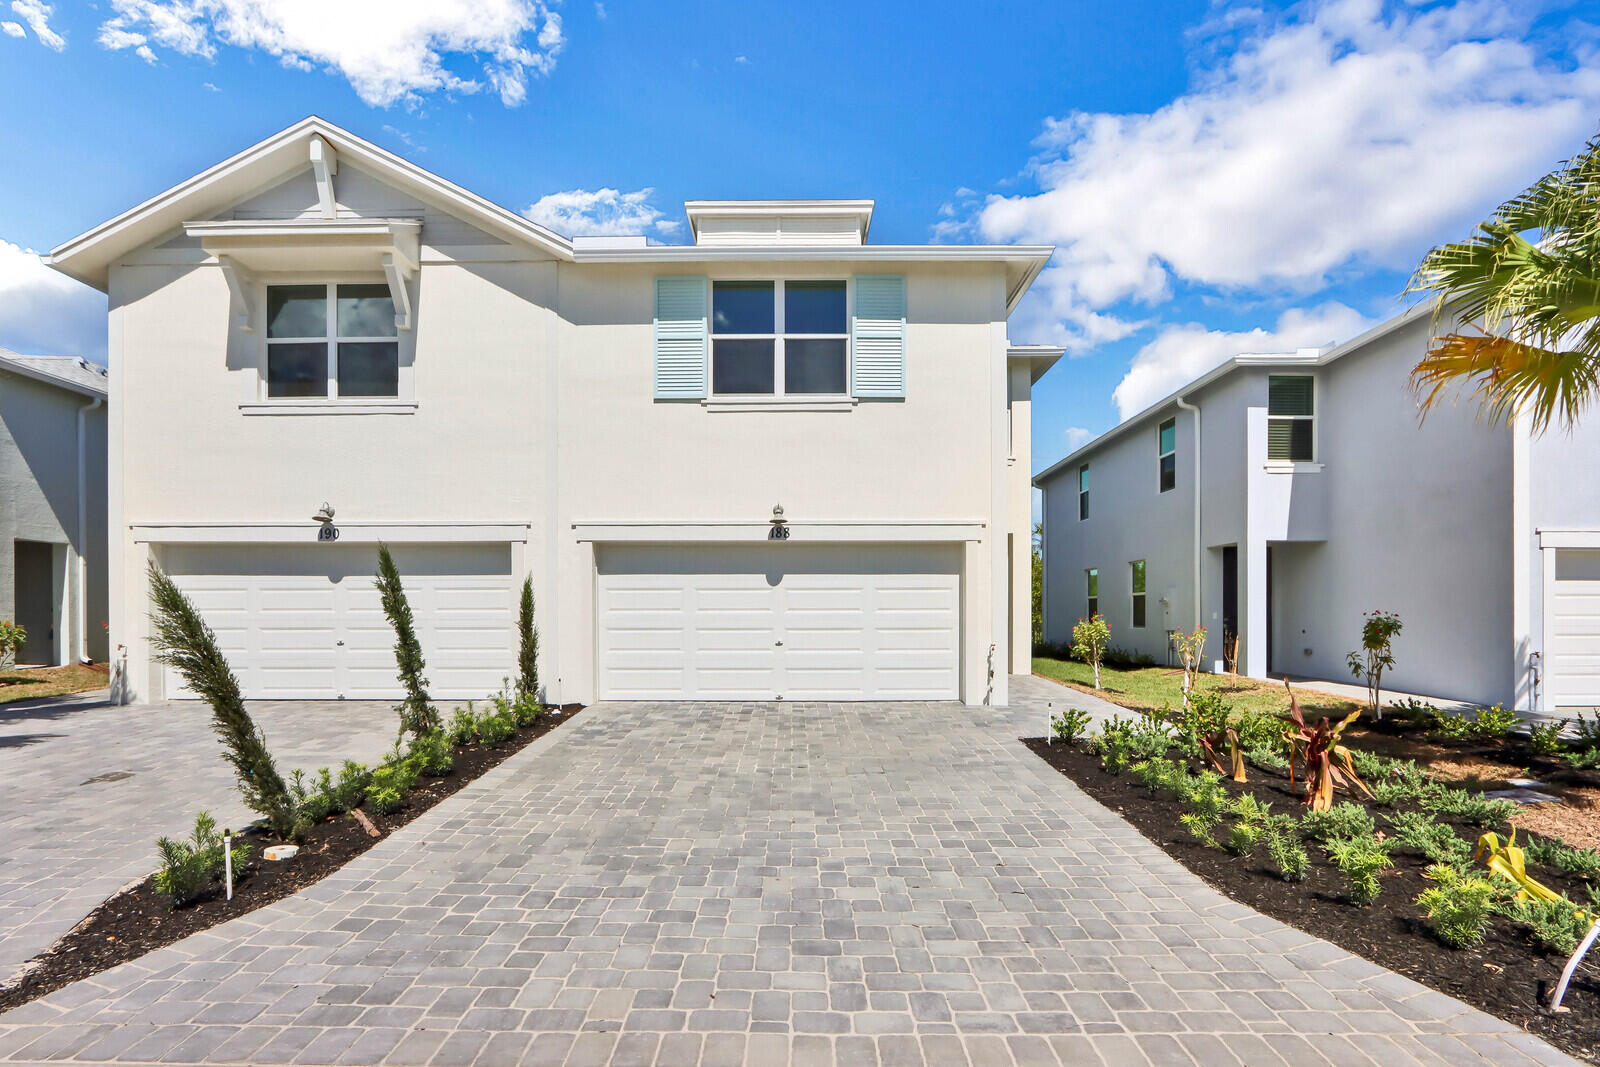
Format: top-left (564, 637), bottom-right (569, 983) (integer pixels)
top-left (596, 543), bottom-right (960, 701)
top-left (161, 543), bottom-right (515, 700)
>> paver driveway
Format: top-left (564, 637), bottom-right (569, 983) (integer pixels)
top-left (0, 677), bottom-right (1577, 1066)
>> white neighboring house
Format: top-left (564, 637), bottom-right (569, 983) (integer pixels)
top-left (0, 348), bottom-right (108, 666)
top-left (47, 116), bottom-right (1060, 707)
top-left (1034, 302), bottom-right (1600, 714)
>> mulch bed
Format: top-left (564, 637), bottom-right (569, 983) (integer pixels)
top-left (1025, 737), bottom-right (1600, 1064)
top-left (0, 706), bottom-right (583, 1013)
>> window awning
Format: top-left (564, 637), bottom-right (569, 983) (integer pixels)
top-left (183, 217), bottom-right (421, 331)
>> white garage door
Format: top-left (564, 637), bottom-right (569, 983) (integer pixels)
top-left (160, 543), bottom-right (515, 700)
top-left (597, 543), bottom-right (960, 701)
top-left (1550, 548), bottom-right (1600, 709)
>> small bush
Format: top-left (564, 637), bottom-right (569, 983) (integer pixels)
top-left (1050, 707), bottom-right (1093, 744)
top-left (410, 730), bottom-right (454, 777)
top-left (1466, 703), bottom-right (1519, 740)
top-left (1234, 710), bottom-right (1284, 754)
top-left (1225, 821), bottom-right (1263, 856)
top-left (1179, 771), bottom-right (1228, 848)
top-left (365, 751), bottom-right (420, 815)
top-left (1223, 794), bottom-right (1272, 857)
top-left (1569, 748), bottom-right (1600, 771)
top-left (448, 705), bottom-right (481, 747)
top-left (1574, 712), bottom-right (1600, 751)
top-left (510, 691), bottom-right (546, 728)
top-left (1499, 896), bottom-right (1594, 956)
top-left (1386, 811), bottom-right (1470, 866)
top-left (290, 768), bottom-right (335, 823)
top-left (1416, 864), bottom-right (1499, 948)
top-left (1131, 757), bottom-right (1191, 800)
top-left (1527, 719), bottom-right (1570, 756)
top-left (153, 812), bottom-right (252, 908)
top-left (1423, 786), bottom-right (1516, 828)
top-left (1524, 836), bottom-right (1600, 881)
top-left (1243, 745), bottom-right (1289, 774)
top-left (1264, 816), bottom-right (1310, 882)
top-left (332, 761), bottom-right (370, 812)
top-left (477, 709), bottom-right (518, 747)
top-left (1391, 697), bottom-right (1438, 728)
top-left (1178, 691), bottom-right (1230, 750)
top-left (1130, 713), bottom-right (1174, 761)
top-left (1093, 716), bottom-right (1137, 774)
top-left (1299, 802), bottom-right (1376, 845)
top-left (1326, 835), bottom-right (1393, 906)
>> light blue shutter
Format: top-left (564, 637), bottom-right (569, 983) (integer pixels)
top-left (654, 276), bottom-right (708, 399)
top-left (851, 274), bottom-right (906, 398)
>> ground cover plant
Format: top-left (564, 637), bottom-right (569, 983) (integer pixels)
top-left (1025, 677), bottom-right (1600, 1062)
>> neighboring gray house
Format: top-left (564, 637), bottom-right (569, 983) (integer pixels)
top-left (1034, 303), bottom-right (1600, 713)
top-left (0, 348), bottom-right (108, 666)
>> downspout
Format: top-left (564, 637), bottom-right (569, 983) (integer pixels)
top-left (76, 393), bottom-right (103, 664)
top-left (1174, 396), bottom-right (1201, 633)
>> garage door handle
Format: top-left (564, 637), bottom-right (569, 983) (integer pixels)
top-left (336, 640), bottom-right (345, 646)
top-left (775, 640), bottom-right (783, 646)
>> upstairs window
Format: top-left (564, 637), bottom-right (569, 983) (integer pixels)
top-left (1158, 418), bottom-right (1176, 492)
top-left (266, 283), bottom-right (398, 399)
top-left (1130, 560), bottom-right (1147, 628)
top-left (1086, 568), bottom-right (1099, 618)
top-left (1078, 464), bottom-right (1090, 520)
top-left (711, 279), bottom-right (847, 396)
top-left (1267, 375), bottom-right (1314, 462)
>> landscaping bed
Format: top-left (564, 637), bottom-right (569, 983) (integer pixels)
top-left (0, 704), bottom-right (582, 1013)
top-left (1025, 717), bottom-right (1600, 1064)
top-left (0, 662), bottom-right (109, 705)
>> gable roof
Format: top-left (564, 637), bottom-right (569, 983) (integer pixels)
top-left (1032, 298), bottom-right (1442, 487)
top-left (47, 116), bottom-right (577, 290)
top-left (0, 349), bottom-right (108, 399)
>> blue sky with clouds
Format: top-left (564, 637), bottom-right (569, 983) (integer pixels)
top-left (2, 0), bottom-right (1598, 476)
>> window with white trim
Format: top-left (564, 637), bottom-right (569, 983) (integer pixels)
top-left (1130, 560), bottom-right (1147, 628)
top-left (1158, 418), bottom-right (1176, 492)
top-left (1267, 375), bottom-right (1314, 462)
top-left (711, 279), bottom-right (847, 396)
top-left (265, 283), bottom-right (399, 399)
top-left (1086, 568), bottom-right (1098, 618)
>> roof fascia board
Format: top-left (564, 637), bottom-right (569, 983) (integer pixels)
top-left (0, 358), bottom-right (107, 399)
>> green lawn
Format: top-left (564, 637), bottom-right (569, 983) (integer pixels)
top-left (1032, 656), bottom-right (1361, 720)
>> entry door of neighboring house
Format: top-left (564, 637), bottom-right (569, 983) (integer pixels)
top-left (1548, 548), bottom-right (1600, 709)
top-left (1221, 545), bottom-right (1238, 648)
top-left (12, 540), bottom-right (58, 666)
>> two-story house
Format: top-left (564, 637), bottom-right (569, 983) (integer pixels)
top-left (1035, 303), bottom-right (1600, 713)
top-left (0, 348), bottom-right (108, 667)
top-left (47, 117), bottom-right (1059, 707)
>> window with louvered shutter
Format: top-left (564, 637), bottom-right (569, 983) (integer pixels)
top-left (1267, 374), bottom-right (1314, 461)
top-left (851, 274), bottom-right (905, 398)
top-left (654, 276), bottom-right (708, 399)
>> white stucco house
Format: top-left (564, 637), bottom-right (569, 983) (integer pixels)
top-left (0, 348), bottom-right (108, 667)
top-left (46, 116), bottom-right (1059, 707)
top-left (1035, 302), bottom-right (1600, 714)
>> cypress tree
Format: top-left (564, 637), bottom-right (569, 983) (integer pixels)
top-left (375, 543), bottom-right (439, 738)
top-left (517, 575), bottom-right (539, 700)
top-left (146, 559), bottom-right (299, 839)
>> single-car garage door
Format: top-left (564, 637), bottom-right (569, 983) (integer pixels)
top-left (160, 543), bottom-right (515, 700)
top-left (1550, 548), bottom-right (1600, 709)
top-left (596, 543), bottom-right (960, 701)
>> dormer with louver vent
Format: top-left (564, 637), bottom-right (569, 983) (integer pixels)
top-left (685, 200), bottom-right (873, 247)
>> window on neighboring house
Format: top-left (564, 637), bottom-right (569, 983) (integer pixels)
top-left (1078, 463), bottom-right (1089, 520)
top-left (1130, 560), bottom-right (1147, 628)
top-left (1267, 375), bottom-right (1314, 461)
top-left (1086, 568), bottom-right (1098, 618)
top-left (266, 283), bottom-right (399, 399)
top-left (711, 279), bottom-right (847, 396)
top-left (1158, 418), bottom-right (1176, 492)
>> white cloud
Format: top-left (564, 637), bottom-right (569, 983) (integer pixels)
top-left (734, 55), bottom-right (748, 65)
top-left (522, 187), bottom-right (681, 238)
top-left (594, 2), bottom-right (606, 19)
top-left (1, 21), bottom-right (23, 37)
top-left (10, 0), bottom-right (64, 49)
top-left (0, 240), bottom-right (107, 361)
top-left (966, 0), bottom-right (1600, 353)
top-left (1112, 302), bottom-right (1374, 420)
top-left (96, 0), bottom-right (565, 107)
top-left (1063, 426), bottom-right (1095, 451)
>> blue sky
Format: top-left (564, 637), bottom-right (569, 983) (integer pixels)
top-left (2, 0), bottom-right (1598, 478)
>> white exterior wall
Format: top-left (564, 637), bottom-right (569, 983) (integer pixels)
top-left (106, 167), bottom-right (1021, 706)
top-left (1007, 361), bottom-right (1033, 673)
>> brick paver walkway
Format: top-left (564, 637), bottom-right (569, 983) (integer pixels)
top-left (0, 679), bottom-right (1577, 1065)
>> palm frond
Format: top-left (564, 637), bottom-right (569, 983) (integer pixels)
top-left (1411, 332), bottom-right (1598, 434)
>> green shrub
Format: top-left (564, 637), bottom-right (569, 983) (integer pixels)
top-left (365, 751), bottom-right (420, 815)
top-left (1391, 697), bottom-right (1438, 728)
top-left (1243, 745), bottom-right (1289, 774)
top-left (332, 761), bottom-right (370, 812)
top-left (1299, 802), bottom-right (1376, 845)
top-left (448, 705), bottom-right (481, 747)
top-left (375, 544), bottom-right (440, 739)
top-left (1524, 836), bottom-right (1600, 880)
top-left (1427, 709), bottom-right (1471, 740)
top-left (1130, 713), bottom-right (1174, 762)
top-left (477, 709), bottom-right (518, 747)
top-left (289, 768), bottom-right (335, 823)
top-left (1093, 716), bottom-right (1137, 774)
top-left (1264, 816), bottom-right (1310, 882)
top-left (1131, 757), bottom-right (1190, 799)
top-left (1386, 811), bottom-right (1470, 866)
top-left (1179, 771), bottom-right (1227, 848)
top-left (1423, 786), bottom-right (1516, 828)
top-left (1574, 712), bottom-right (1600, 751)
top-left (1224, 794), bottom-right (1272, 857)
top-left (1178, 691), bottom-right (1230, 751)
top-left (1326, 835), bottom-right (1393, 906)
top-left (517, 575), bottom-right (540, 699)
top-left (1234, 710), bottom-right (1284, 755)
top-left (1569, 748), bottom-right (1600, 771)
top-left (1466, 703), bottom-right (1519, 740)
top-left (511, 691), bottom-right (546, 728)
top-left (1050, 707), bottom-right (1093, 744)
top-left (153, 812), bottom-right (252, 908)
top-left (1416, 864), bottom-right (1499, 948)
top-left (1527, 719), bottom-right (1570, 756)
top-left (1225, 821), bottom-right (1263, 856)
top-left (1499, 896), bottom-right (1594, 955)
top-left (410, 730), bottom-right (454, 776)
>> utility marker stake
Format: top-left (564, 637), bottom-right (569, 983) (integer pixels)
top-left (224, 828), bottom-right (233, 901)
top-left (1046, 702), bottom-right (1054, 744)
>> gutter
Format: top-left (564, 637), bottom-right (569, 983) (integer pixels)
top-left (76, 394), bottom-right (102, 664)
top-left (1175, 395), bottom-right (1201, 632)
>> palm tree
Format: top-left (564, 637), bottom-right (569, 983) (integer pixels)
top-left (1407, 133), bottom-right (1600, 433)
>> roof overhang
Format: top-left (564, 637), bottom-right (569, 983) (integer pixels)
top-left (47, 116), bottom-right (574, 291)
top-left (1007, 344), bottom-right (1065, 384)
top-left (0, 355), bottom-right (107, 399)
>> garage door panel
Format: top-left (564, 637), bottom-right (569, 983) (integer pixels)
top-left (1550, 549), bottom-right (1600, 708)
